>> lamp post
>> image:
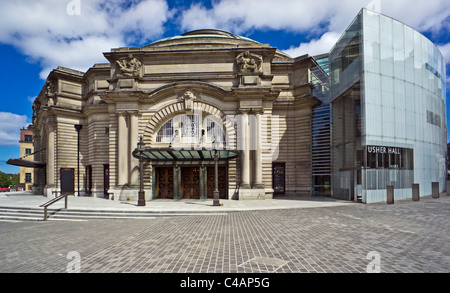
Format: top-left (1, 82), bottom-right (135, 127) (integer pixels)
top-left (212, 138), bottom-right (220, 206)
top-left (137, 136), bottom-right (146, 206)
top-left (74, 124), bottom-right (82, 197)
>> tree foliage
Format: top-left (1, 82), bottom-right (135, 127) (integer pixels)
top-left (0, 171), bottom-right (17, 188)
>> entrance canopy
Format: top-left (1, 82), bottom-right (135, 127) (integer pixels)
top-left (132, 148), bottom-right (238, 162)
top-left (7, 158), bottom-right (46, 168)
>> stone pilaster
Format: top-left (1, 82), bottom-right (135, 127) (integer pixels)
top-left (240, 111), bottom-right (251, 189)
top-left (45, 123), bottom-right (56, 197)
top-left (117, 112), bottom-right (129, 186)
top-left (128, 111), bottom-right (140, 186)
top-left (253, 110), bottom-right (265, 189)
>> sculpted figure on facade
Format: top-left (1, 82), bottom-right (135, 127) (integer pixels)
top-left (178, 90), bottom-right (199, 110)
top-left (32, 99), bottom-right (41, 124)
top-left (116, 53), bottom-right (142, 77)
top-left (45, 78), bottom-right (57, 105)
top-left (236, 51), bottom-right (262, 74)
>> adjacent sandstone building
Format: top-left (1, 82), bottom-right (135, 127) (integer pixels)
top-left (19, 129), bottom-right (34, 191)
top-left (28, 29), bottom-right (326, 201)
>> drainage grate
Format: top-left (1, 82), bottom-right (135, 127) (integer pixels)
top-left (238, 257), bottom-right (289, 273)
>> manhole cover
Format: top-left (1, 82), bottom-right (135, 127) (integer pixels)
top-left (238, 257), bottom-right (289, 273)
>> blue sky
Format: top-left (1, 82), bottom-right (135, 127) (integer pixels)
top-left (0, 0), bottom-right (449, 174)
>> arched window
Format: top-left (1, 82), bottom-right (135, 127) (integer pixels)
top-left (179, 114), bottom-right (200, 143)
top-left (205, 117), bottom-right (226, 143)
top-left (156, 114), bottom-right (225, 144)
top-left (156, 118), bottom-right (173, 143)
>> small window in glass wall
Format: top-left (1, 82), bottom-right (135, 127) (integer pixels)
top-left (368, 152), bottom-right (377, 168)
top-left (383, 151), bottom-right (390, 168)
top-left (377, 153), bottom-right (383, 168)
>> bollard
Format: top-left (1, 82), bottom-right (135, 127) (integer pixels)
top-left (387, 185), bottom-right (394, 204)
top-left (432, 182), bottom-right (439, 198)
top-left (412, 183), bottom-right (419, 201)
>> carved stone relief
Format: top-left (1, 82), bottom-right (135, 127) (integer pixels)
top-left (116, 54), bottom-right (142, 77)
top-left (45, 78), bottom-right (57, 105)
top-left (236, 51), bottom-right (262, 74)
top-left (178, 90), bottom-right (200, 110)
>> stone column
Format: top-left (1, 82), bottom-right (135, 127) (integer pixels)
top-left (240, 111), bottom-right (251, 189)
top-left (117, 112), bottom-right (129, 186)
top-left (129, 112), bottom-right (139, 186)
top-left (200, 164), bottom-right (207, 199)
top-left (152, 166), bottom-right (157, 199)
top-left (174, 164), bottom-right (181, 200)
top-left (46, 123), bottom-right (56, 197)
top-left (254, 110), bottom-right (264, 189)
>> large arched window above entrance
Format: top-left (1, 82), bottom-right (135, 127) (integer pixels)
top-left (156, 114), bottom-right (225, 144)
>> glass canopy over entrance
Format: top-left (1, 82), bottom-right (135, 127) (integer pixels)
top-left (132, 146), bottom-right (238, 202)
top-left (132, 148), bottom-right (238, 162)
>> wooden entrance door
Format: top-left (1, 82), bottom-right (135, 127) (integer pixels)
top-left (181, 167), bottom-right (200, 199)
top-left (157, 167), bottom-right (174, 199)
top-left (207, 166), bottom-right (227, 199)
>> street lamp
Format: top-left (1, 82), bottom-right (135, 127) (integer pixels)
top-left (74, 124), bottom-right (82, 197)
top-left (212, 138), bottom-right (220, 206)
top-left (137, 136), bottom-right (146, 206)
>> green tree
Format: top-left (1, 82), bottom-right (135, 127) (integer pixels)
top-left (0, 171), bottom-right (11, 188)
top-left (10, 174), bottom-right (20, 186)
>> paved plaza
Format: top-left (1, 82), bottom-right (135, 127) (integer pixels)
top-left (0, 194), bottom-right (449, 275)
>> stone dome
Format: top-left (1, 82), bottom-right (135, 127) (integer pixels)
top-left (145, 29), bottom-right (263, 49)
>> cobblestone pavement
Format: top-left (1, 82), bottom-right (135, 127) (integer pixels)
top-left (0, 196), bottom-right (449, 274)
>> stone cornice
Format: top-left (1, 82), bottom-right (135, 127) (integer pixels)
top-left (83, 104), bottom-right (109, 117)
top-left (99, 90), bottom-right (148, 104)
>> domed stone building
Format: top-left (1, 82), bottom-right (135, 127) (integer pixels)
top-left (28, 29), bottom-right (326, 202)
top-left (17, 9), bottom-right (448, 205)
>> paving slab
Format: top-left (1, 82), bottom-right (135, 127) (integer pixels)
top-left (0, 191), bottom-right (355, 213)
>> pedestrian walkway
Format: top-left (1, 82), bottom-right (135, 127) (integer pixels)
top-left (0, 191), bottom-right (355, 214)
top-left (1, 193), bottom-right (449, 273)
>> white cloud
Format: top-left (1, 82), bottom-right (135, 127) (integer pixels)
top-left (180, 0), bottom-right (335, 33)
top-left (0, 113), bottom-right (31, 146)
top-left (180, 0), bottom-right (450, 34)
top-left (180, 0), bottom-right (450, 58)
top-left (438, 43), bottom-right (450, 65)
top-left (283, 32), bottom-right (341, 58)
top-left (1, 0), bottom-right (449, 79)
top-left (0, 0), bottom-right (170, 79)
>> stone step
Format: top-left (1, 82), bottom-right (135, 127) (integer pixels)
top-left (0, 206), bottom-right (227, 222)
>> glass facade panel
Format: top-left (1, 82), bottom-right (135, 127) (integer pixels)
top-left (311, 54), bottom-right (331, 195)
top-left (331, 8), bottom-right (446, 203)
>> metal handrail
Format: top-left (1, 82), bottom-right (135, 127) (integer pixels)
top-left (39, 194), bottom-right (68, 221)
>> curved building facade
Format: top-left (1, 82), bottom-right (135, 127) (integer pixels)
top-left (330, 9), bottom-right (447, 203)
